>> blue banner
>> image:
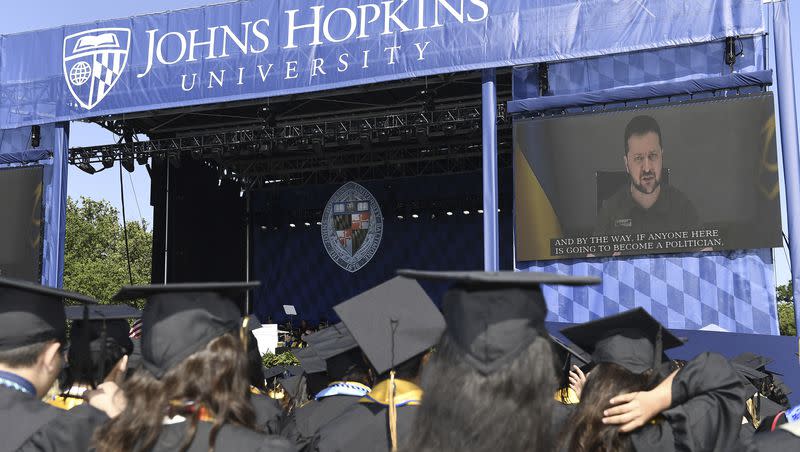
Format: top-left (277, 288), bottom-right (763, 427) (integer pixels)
top-left (0, 0), bottom-right (762, 129)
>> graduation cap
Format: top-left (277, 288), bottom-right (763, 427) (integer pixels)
top-left (264, 365), bottom-right (289, 381)
top-left (305, 323), bottom-right (358, 360)
top-left (0, 276), bottom-right (97, 351)
top-left (397, 269), bottom-right (599, 375)
top-left (294, 347), bottom-right (327, 374)
top-left (65, 304), bottom-right (141, 387)
top-left (733, 353), bottom-right (774, 372)
top-left (67, 304), bottom-right (140, 354)
top-left (334, 276), bottom-right (445, 376)
top-left (279, 374), bottom-right (306, 401)
top-left (112, 281), bottom-right (259, 378)
top-left (305, 323), bottom-right (364, 381)
top-left (561, 307), bottom-right (683, 374)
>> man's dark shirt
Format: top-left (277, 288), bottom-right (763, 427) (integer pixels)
top-left (595, 184), bottom-right (698, 235)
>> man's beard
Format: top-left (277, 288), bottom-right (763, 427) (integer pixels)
top-left (631, 172), bottom-right (660, 195)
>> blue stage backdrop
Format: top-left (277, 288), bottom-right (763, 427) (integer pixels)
top-left (512, 39), bottom-right (779, 335)
top-left (0, 0), bottom-right (763, 129)
top-left (251, 171), bottom-right (513, 324)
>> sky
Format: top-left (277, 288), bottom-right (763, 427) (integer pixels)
top-left (0, 1), bottom-right (799, 284)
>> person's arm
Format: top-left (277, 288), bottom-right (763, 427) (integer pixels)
top-left (604, 353), bottom-right (748, 451)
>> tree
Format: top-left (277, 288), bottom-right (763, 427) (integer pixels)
top-left (63, 196), bottom-right (152, 305)
top-left (776, 282), bottom-right (796, 336)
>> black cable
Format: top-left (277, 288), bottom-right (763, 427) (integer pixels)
top-left (119, 163), bottom-right (134, 285)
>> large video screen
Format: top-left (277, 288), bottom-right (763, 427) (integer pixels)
top-left (0, 166), bottom-right (44, 281)
top-left (514, 94), bottom-right (781, 261)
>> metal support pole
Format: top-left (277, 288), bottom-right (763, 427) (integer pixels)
top-left (245, 191), bottom-right (251, 314)
top-left (482, 69), bottom-right (500, 272)
top-left (163, 160), bottom-right (170, 283)
top-left (773, 2), bottom-right (800, 339)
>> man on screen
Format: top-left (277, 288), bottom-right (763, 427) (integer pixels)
top-left (595, 115), bottom-right (698, 235)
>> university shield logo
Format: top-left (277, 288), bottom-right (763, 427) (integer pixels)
top-left (63, 28), bottom-right (130, 110)
top-left (321, 182), bottom-right (384, 273)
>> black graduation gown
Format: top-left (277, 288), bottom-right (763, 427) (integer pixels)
top-left (251, 392), bottom-right (285, 434)
top-left (313, 403), bottom-right (418, 452)
top-left (0, 385), bottom-right (107, 452)
top-left (283, 395), bottom-right (362, 451)
top-left (753, 423), bottom-right (800, 449)
top-left (629, 352), bottom-right (748, 452)
top-left (149, 421), bottom-right (296, 452)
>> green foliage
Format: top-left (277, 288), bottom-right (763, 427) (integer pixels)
top-left (776, 282), bottom-right (796, 336)
top-left (262, 351), bottom-right (300, 368)
top-left (63, 196), bottom-right (152, 306)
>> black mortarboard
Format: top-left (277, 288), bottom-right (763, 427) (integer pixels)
top-left (305, 323), bottom-right (358, 360)
top-left (112, 281), bottom-right (259, 378)
top-left (264, 365), bottom-right (289, 380)
top-left (67, 304), bottom-right (140, 356)
top-left (561, 307), bottom-right (683, 374)
top-left (732, 361), bottom-right (769, 382)
top-left (551, 335), bottom-right (592, 367)
top-left (279, 373), bottom-right (306, 400)
top-left (294, 347), bottom-right (327, 374)
top-left (733, 353), bottom-right (773, 371)
top-left (65, 304), bottom-right (142, 321)
top-left (397, 270), bottom-right (599, 374)
top-left (0, 276), bottom-right (96, 351)
top-left (334, 276), bottom-right (445, 375)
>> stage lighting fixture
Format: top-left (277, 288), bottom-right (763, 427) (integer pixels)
top-left (316, 221), bottom-right (322, 226)
top-left (463, 210), bottom-right (470, 215)
top-left (218, 178), bottom-right (222, 187)
top-left (77, 162), bottom-right (97, 175)
top-left (30, 125), bottom-right (41, 148)
top-left (260, 226), bottom-right (268, 231)
top-left (289, 223), bottom-right (296, 228)
top-left (397, 215), bottom-right (404, 220)
top-left (412, 214), bottom-right (419, 219)
top-left (446, 211), bottom-right (453, 216)
top-left (239, 188), bottom-right (245, 198)
top-left (121, 154), bottom-right (135, 173)
top-left (101, 150), bottom-right (115, 169)
top-left (136, 153), bottom-right (149, 165)
top-left (304, 222), bottom-right (311, 227)
top-left (478, 209), bottom-right (484, 214)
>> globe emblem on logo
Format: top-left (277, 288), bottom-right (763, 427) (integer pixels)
top-left (321, 182), bottom-right (383, 273)
top-left (69, 61), bottom-right (92, 86)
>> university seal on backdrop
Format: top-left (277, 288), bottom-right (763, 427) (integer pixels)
top-left (321, 182), bottom-right (383, 273)
top-left (63, 28), bottom-right (130, 110)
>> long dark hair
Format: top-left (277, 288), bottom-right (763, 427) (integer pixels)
top-left (93, 332), bottom-right (256, 452)
top-left (406, 333), bottom-right (558, 452)
top-left (561, 363), bottom-right (655, 452)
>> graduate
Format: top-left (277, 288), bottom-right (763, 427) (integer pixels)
top-left (282, 323), bottom-right (372, 451)
top-left (397, 269), bottom-right (599, 452)
top-left (95, 282), bottom-right (295, 452)
top-left (0, 276), bottom-right (112, 452)
top-left (49, 304), bottom-right (140, 410)
top-left (559, 308), bottom-right (749, 452)
top-left (314, 276), bottom-right (446, 452)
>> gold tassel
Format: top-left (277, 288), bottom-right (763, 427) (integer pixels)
top-left (388, 370), bottom-right (398, 452)
top-left (241, 317), bottom-right (250, 352)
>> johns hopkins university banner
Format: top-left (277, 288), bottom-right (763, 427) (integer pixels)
top-left (0, 0), bottom-right (763, 129)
